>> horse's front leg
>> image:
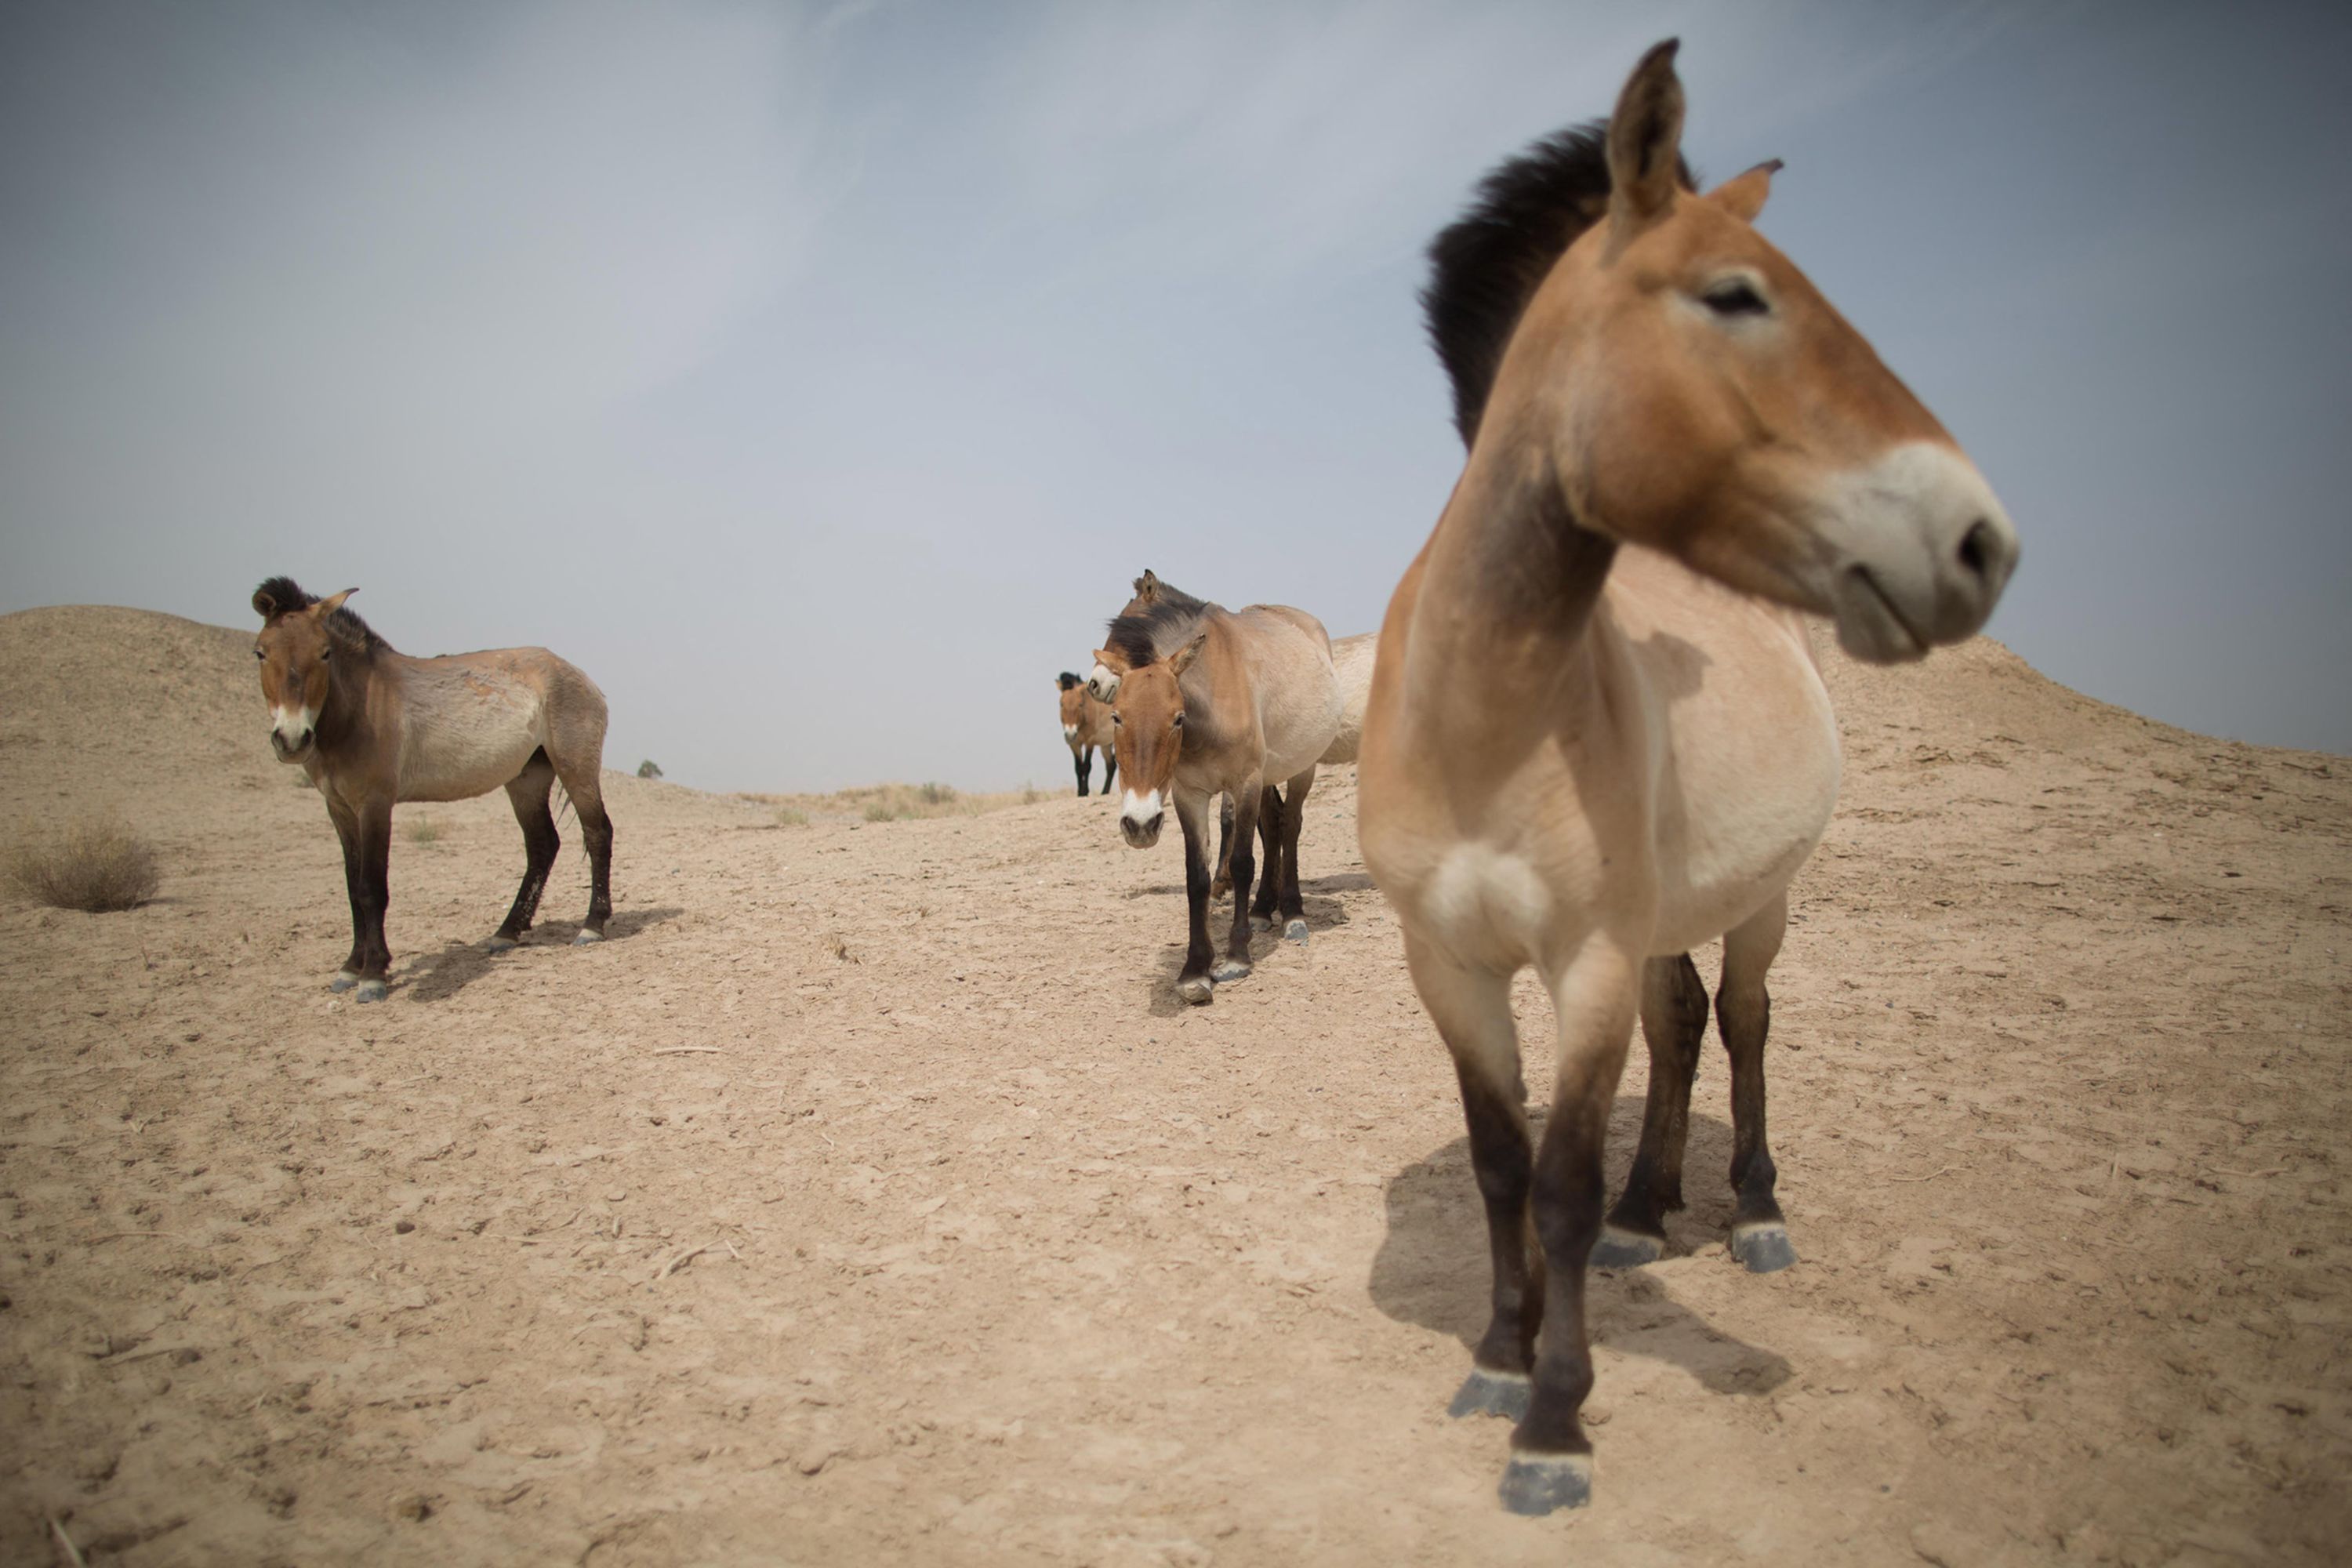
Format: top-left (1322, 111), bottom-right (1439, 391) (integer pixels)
top-left (1099, 745), bottom-right (1116, 794)
top-left (352, 803), bottom-right (394, 1004)
top-left (1404, 932), bottom-right (1537, 1422)
top-left (327, 800), bottom-right (367, 993)
top-left (1721, 893), bottom-right (1795, 1272)
top-left (1213, 779), bottom-right (1262, 984)
top-left (1503, 940), bottom-right (1640, 1515)
top-left (1209, 793), bottom-right (1235, 901)
top-left (1173, 789), bottom-right (1218, 1005)
top-left (1073, 746), bottom-right (1091, 797)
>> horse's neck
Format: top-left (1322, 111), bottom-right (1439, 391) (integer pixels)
top-left (318, 648), bottom-right (389, 756)
top-left (1405, 437), bottom-right (1619, 727)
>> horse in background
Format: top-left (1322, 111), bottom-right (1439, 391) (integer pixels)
top-left (1357, 42), bottom-right (2017, 1514)
top-left (1057, 672), bottom-right (1117, 796)
top-left (1092, 579), bottom-right (1340, 1004)
top-left (252, 578), bottom-right (616, 1002)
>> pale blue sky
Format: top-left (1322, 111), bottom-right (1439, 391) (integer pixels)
top-left (3, 1), bottom-right (2347, 789)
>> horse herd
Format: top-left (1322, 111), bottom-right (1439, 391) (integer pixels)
top-left (244, 43), bottom-right (2016, 1516)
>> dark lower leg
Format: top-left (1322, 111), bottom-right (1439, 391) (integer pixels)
top-left (335, 820), bottom-right (367, 978)
top-left (497, 780), bottom-right (561, 942)
top-left (1210, 795), bottom-right (1234, 899)
top-left (1275, 774), bottom-right (1309, 927)
top-left (1719, 974), bottom-right (1789, 1265)
top-left (356, 809), bottom-right (393, 988)
top-left (1505, 1088), bottom-right (1612, 1512)
top-left (1175, 797), bottom-right (1215, 997)
top-left (1458, 1062), bottom-right (1540, 1380)
top-left (1601, 954), bottom-right (1707, 1258)
top-left (1073, 750), bottom-right (1091, 797)
top-left (1218, 789), bottom-right (1259, 975)
top-left (1250, 784), bottom-right (1282, 922)
top-left (579, 805), bottom-right (614, 936)
top-left (1101, 749), bottom-right (1116, 793)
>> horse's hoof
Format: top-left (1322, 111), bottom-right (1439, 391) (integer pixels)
top-left (1210, 958), bottom-right (1250, 984)
top-left (572, 929), bottom-right (604, 947)
top-left (486, 935), bottom-right (517, 953)
top-left (329, 971), bottom-right (359, 993)
top-left (1498, 1454), bottom-right (1592, 1516)
top-left (1176, 976), bottom-right (1215, 1006)
top-left (1447, 1369), bottom-right (1531, 1421)
top-left (1730, 1221), bottom-right (1797, 1274)
top-left (1591, 1226), bottom-right (1664, 1269)
top-left (1250, 913), bottom-right (1275, 931)
top-left (1283, 918), bottom-right (1309, 946)
top-left (355, 979), bottom-right (388, 1004)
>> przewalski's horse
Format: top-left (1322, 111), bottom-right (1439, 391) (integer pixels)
top-left (252, 578), bottom-right (616, 1003)
top-left (1314, 631), bottom-right (1378, 766)
top-left (1056, 673), bottom-right (1117, 796)
top-left (1092, 583), bottom-right (1341, 1004)
top-left (1356, 42), bottom-right (2018, 1515)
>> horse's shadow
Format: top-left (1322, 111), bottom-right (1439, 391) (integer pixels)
top-left (1369, 1118), bottom-right (1791, 1399)
top-left (398, 906), bottom-right (683, 1004)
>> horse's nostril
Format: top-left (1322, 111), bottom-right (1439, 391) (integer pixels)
top-left (1957, 518), bottom-right (1997, 584)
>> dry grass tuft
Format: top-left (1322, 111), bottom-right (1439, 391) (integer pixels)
top-left (405, 816), bottom-right (441, 844)
top-left (733, 781), bottom-right (1033, 826)
top-left (6, 816), bottom-right (162, 912)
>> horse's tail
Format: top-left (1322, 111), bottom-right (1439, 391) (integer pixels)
top-left (550, 777), bottom-right (579, 833)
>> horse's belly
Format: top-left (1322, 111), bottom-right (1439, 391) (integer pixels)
top-left (396, 696), bottom-right (546, 803)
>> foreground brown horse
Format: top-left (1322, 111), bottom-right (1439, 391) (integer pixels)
top-left (1357, 42), bottom-right (2018, 1514)
top-left (1092, 579), bottom-right (1341, 1004)
top-left (252, 579), bottom-right (615, 1002)
top-left (1056, 672), bottom-right (1117, 796)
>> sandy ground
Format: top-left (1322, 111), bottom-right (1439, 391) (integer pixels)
top-left (2, 603), bottom-right (2348, 1566)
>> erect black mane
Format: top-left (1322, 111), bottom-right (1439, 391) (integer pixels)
top-left (1421, 121), bottom-right (1696, 448)
top-left (1057, 671), bottom-right (1082, 690)
top-left (252, 575), bottom-right (392, 655)
top-left (1105, 577), bottom-right (1216, 670)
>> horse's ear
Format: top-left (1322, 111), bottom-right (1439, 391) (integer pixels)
top-left (316, 587), bottom-right (358, 617)
top-left (253, 588), bottom-right (280, 621)
top-left (1608, 39), bottom-right (1685, 230)
top-left (1132, 570), bottom-right (1160, 603)
top-left (1707, 159), bottom-right (1780, 224)
top-left (1167, 630), bottom-right (1210, 677)
top-left (1057, 671), bottom-right (1082, 691)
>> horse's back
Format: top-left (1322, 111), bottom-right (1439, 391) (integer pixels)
top-left (1230, 605), bottom-right (1341, 780)
top-left (390, 647), bottom-right (607, 804)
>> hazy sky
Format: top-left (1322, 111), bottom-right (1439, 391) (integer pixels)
top-left (4, 1), bottom-right (2347, 790)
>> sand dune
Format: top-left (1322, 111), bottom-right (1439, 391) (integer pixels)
top-left (2, 603), bottom-right (2347, 1564)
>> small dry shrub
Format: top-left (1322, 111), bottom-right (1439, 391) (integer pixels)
top-left (405, 816), bottom-right (441, 844)
top-left (6, 817), bottom-right (161, 912)
top-left (917, 781), bottom-right (956, 806)
top-left (773, 806), bottom-right (810, 827)
top-left (863, 801), bottom-right (908, 822)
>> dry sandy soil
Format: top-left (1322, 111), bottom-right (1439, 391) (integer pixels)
top-left (2, 603), bottom-right (2348, 1566)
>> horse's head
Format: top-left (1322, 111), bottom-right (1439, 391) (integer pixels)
top-left (252, 579), bottom-right (355, 764)
top-left (1057, 671), bottom-right (1087, 739)
top-left (1091, 632), bottom-right (1205, 849)
top-left (1490, 39), bottom-right (2018, 662)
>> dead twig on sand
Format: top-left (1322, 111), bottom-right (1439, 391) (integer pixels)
top-left (1886, 1167), bottom-right (1955, 1183)
top-left (646, 1239), bottom-right (729, 1284)
top-left (651, 1047), bottom-right (721, 1056)
top-left (49, 1516), bottom-right (88, 1567)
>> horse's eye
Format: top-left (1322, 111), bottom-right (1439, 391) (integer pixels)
top-left (1702, 279), bottom-right (1769, 318)
top-left (1112, 713), bottom-right (1122, 726)
top-left (254, 648), bottom-right (265, 660)
top-left (1171, 712), bottom-right (1185, 728)
top-left (319, 646), bottom-right (332, 661)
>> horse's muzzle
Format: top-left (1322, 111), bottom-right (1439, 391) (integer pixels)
top-left (270, 728), bottom-right (314, 763)
top-left (1120, 813), bottom-right (1163, 848)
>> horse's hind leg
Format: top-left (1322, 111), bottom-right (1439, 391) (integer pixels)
top-left (492, 751), bottom-right (561, 949)
top-left (1404, 932), bottom-right (1537, 1425)
top-left (1072, 746), bottom-right (1092, 797)
top-left (1273, 766), bottom-right (1313, 946)
top-left (1720, 893), bottom-right (1795, 1272)
top-left (1249, 783), bottom-right (1283, 930)
top-left (546, 757), bottom-right (613, 944)
top-left (1210, 793), bottom-right (1236, 901)
top-left (1595, 953), bottom-right (1707, 1267)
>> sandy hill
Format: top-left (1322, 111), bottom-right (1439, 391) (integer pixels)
top-left (1, 602), bottom-right (2347, 1566)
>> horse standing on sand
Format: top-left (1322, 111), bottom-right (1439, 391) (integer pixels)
top-left (1356, 42), bottom-right (2018, 1515)
top-left (1091, 580), bottom-right (1341, 1004)
top-left (1055, 672), bottom-right (1117, 797)
top-left (252, 578), bottom-right (616, 1002)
